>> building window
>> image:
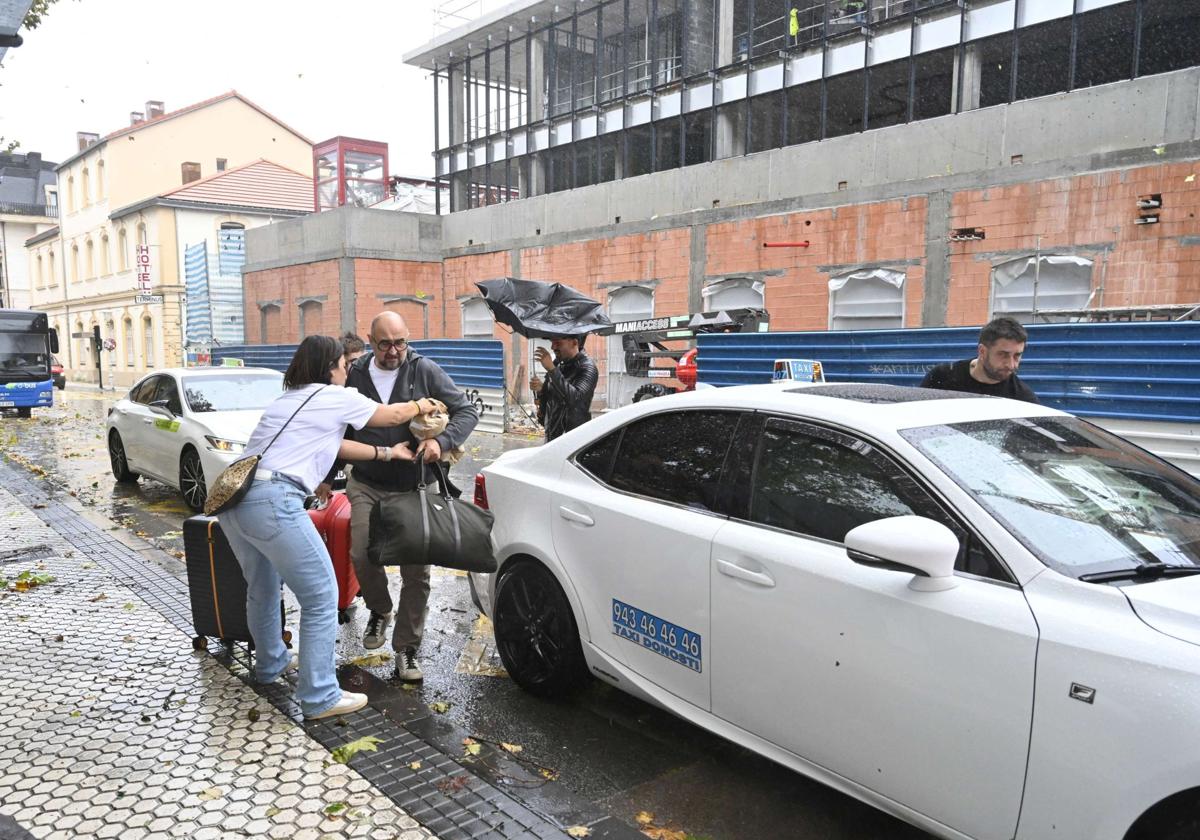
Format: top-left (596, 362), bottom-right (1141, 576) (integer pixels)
top-left (461, 298), bottom-right (494, 339)
top-left (702, 276), bottom-right (764, 310)
top-left (1139, 0), bottom-right (1200, 78)
top-left (97, 160), bottom-right (105, 199)
top-left (216, 158), bottom-right (227, 172)
top-left (81, 168), bottom-right (91, 206)
top-left (143, 317), bottom-right (155, 368)
top-left (299, 301), bottom-right (322, 339)
top-left (181, 162), bottom-right (201, 184)
top-left (912, 47), bottom-right (955, 121)
top-left (85, 239), bottom-right (95, 279)
top-left (75, 321), bottom-right (85, 367)
top-left (71, 244), bottom-right (80, 283)
top-left (1015, 18), bottom-right (1072, 101)
top-left (118, 229), bottom-right (128, 271)
top-left (785, 81), bottom-right (821, 147)
top-left (100, 234), bottom-right (110, 276)
top-left (137, 223), bottom-right (148, 248)
top-left (35, 255), bottom-right (44, 289)
top-left (991, 256), bottom-right (1094, 323)
top-left (217, 223), bottom-right (245, 276)
top-left (867, 58), bottom-right (910, 131)
top-left (829, 269), bottom-right (905, 330)
top-left (260, 304), bottom-right (281, 344)
top-left (1075, 4), bottom-right (1135, 89)
top-left (825, 70), bottom-right (865, 139)
top-left (605, 285), bottom-right (655, 406)
top-left (47, 250), bottom-right (56, 287)
top-left (66, 176), bottom-right (75, 214)
top-left (124, 318), bottom-right (134, 368)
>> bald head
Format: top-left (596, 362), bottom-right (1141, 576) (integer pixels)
top-left (369, 310), bottom-right (411, 371)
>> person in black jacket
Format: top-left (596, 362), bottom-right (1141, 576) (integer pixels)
top-left (319, 311), bottom-right (478, 681)
top-left (529, 334), bottom-right (598, 441)
top-left (920, 316), bottom-right (1039, 403)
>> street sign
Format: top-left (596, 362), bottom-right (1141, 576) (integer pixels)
top-left (102, 338), bottom-right (116, 352)
top-left (135, 294), bottom-right (164, 304)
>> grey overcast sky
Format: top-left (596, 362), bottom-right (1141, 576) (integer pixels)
top-left (0, 0), bottom-right (450, 176)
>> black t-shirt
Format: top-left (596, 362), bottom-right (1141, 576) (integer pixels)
top-left (919, 359), bottom-right (1039, 403)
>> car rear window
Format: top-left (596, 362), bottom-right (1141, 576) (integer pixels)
top-left (603, 410), bottom-right (742, 511)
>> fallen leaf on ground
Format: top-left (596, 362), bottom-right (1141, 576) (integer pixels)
top-left (197, 787), bottom-right (223, 801)
top-left (408, 760), bottom-right (422, 771)
top-left (463, 737), bottom-right (482, 757)
top-left (500, 742), bottom-right (523, 754)
top-left (88, 593), bottom-right (107, 602)
top-left (539, 768), bottom-right (558, 781)
top-left (635, 812), bottom-right (655, 826)
top-left (323, 802), bottom-right (348, 817)
top-left (330, 735), bottom-right (383, 764)
top-left (566, 827), bottom-right (591, 838)
top-left (641, 828), bottom-right (687, 840)
top-left (122, 602), bottom-right (136, 611)
top-left (429, 702), bottom-right (450, 713)
top-left (347, 652), bottom-right (391, 667)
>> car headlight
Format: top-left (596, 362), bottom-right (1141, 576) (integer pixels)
top-left (204, 436), bottom-right (246, 453)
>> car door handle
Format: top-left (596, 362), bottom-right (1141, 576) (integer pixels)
top-left (716, 559), bottom-right (776, 588)
top-left (558, 506), bottom-right (594, 526)
top-left (142, 418), bottom-right (153, 424)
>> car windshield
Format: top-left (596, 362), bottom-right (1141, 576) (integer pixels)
top-left (181, 373), bottom-right (283, 413)
top-left (0, 334), bottom-right (49, 377)
top-left (901, 416), bottom-right (1200, 580)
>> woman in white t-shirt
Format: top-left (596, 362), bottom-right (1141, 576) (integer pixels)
top-left (217, 335), bottom-right (443, 721)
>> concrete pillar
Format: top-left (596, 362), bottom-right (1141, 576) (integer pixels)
top-left (524, 35), bottom-right (547, 197)
top-left (450, 65), bottom-right (469, 209)
top-left (714, 0), bottom-right (740, 159)
top-left (956, 44), bottom-right (982, 112)
top-left (922, 190), bottom-right (952, 327)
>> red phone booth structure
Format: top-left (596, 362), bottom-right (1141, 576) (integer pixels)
top-left (313, 137), bottom-right (390, 211)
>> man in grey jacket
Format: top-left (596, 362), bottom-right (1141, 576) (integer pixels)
top-left (322, 311), bottom-right (478, 681)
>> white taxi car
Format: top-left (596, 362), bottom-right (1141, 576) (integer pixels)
top-left (106, 367), bottom-right (283, 510)
top-left (471, 382), bottom-right (1200, 840)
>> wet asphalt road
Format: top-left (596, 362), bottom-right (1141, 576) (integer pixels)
top-left (1, 386), bottom-right (931, 840)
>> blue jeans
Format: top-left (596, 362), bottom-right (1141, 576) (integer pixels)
top-left (217, 475), bottom-right (341, 717)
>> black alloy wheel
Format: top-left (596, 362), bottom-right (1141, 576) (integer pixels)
top-left (632, 383), bottom-right (675, 403)
top-left (492, 560), bottom-right (589, 698)
top-left (108, 431), bottom-right (139, 483)
top-left (180, 447), bottom-right (207, 512)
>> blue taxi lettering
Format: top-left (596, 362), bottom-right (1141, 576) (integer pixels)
top-left (611, 599), bottom-right (702, 673)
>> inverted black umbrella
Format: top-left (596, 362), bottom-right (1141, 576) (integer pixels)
top-left (475, 277), bottom-right (612, 339)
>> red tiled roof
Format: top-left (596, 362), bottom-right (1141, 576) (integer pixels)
top-left (102, 91), bottom-right (312, 145)
top-left (163, 159), bottom-right (313, 212)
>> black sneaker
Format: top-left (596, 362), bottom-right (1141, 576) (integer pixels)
top-left (363, 611), bottom-right (393, 650)
top-left (395, 647), bottom-right (423, 682)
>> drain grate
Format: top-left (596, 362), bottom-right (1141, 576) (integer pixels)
top-left (0, 544), bottom-right (56, 565)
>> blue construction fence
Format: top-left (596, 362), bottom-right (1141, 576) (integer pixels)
top-left (208, 340), bottom-right (508, 433)
top-left (696, 321), bottom-right (1200, 423)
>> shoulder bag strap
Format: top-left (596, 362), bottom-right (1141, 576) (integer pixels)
top-left (260, 385), bottom-right (326, 457)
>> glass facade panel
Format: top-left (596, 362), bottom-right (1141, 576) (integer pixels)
top-left (911, 47), bottom-right (955, 121)
top-left (971, 31), bottom-right (1014, 110)
top-left (1015, 18), bottom-right (1071, 101)
top-left (684, 109), bottom-right (713, 166)
top-left (1139, 0), bottom-right (1200, 78)
top-left (748, 91), bottom-right (783, 154)
top-left (1074, 4), bottom-right (1134, 89)
top-left (868, 58), bottom-right (910, 130)
top-left (825, 70), bottom-right (865, 138)
top-left (628, 125), bottom-right (655, 176)
top-left (655, 118), bottom-right (683, 171)
top-left (785, 80), bottom-right (821, 146)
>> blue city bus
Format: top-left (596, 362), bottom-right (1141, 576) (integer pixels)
top-left (0, 309), bottom-right (59, 418)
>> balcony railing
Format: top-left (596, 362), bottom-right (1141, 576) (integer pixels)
top-left (0, 201), bottom-right (58, 218)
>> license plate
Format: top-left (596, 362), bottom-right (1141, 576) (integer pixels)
top-left (0, 401), bottom-right (13, 407)
top-left (612, 599), bottom-right (702, 672)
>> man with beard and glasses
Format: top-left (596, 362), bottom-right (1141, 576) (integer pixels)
top-left (920, 316), bottom-right (1039, 403)
top-left (320, 311), bottom-right (478, 681)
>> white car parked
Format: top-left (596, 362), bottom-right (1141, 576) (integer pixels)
top-left (106, 367), bottom-right (283, 510)
top-left (471, 382), bottom-right (1200, 840)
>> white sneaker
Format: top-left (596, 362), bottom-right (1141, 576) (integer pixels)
top-left (306, 690), bottom-right (368, 720)
top-left (363, 611), bottom-right (393, 650)
top-left (395, 647), bottom-right (423, 682)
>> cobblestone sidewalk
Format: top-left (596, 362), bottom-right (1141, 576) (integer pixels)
top-left (0, 485), bottom-right (435, 840)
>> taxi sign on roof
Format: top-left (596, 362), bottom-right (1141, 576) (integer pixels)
top-left (773, 358), bottom-right (825, 383)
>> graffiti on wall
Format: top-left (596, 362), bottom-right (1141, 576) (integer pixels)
top-left (464, 388), bottom-right (493, 416)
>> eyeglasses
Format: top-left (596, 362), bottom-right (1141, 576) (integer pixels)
top-left (375, 339), bottom-right (408, 353)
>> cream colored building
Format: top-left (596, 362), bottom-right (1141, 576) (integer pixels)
top-left (26, 92), bottom-right (312, 387)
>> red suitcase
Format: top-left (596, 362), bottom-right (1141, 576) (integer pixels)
top-left (308, 491), bottom-right (360, 623)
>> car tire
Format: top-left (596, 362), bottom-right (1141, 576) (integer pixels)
top-left (180, 447), bottom-right (207, 512)
top-left (1161, 814), bottom-right (1200, 840)
top-left (108, 431), bottom-right (140, 483)
top-left (632, 383), bottom-right (675, 403)
top-left (492, 560), bottom-right (589, 698)
top-left (15, 407), bottom-right (31, 418)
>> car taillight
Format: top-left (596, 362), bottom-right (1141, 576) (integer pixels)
top-left (473, 473), bottom-right (489, 509)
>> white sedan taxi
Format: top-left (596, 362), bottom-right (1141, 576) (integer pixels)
top-left (471, 382), bottom-right (1200, 840)
top-left (106, 367), bottom-right (283, 510)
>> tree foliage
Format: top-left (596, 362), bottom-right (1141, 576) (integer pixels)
top-left (22, 0), bottom-right (75, 30)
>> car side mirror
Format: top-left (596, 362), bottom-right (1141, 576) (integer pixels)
top-left (149, 399), bottom-right (175, 419)
top-left (845, 515), bottom-right (959, 592)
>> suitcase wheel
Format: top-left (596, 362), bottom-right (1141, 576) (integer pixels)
top-left (192, 636), bottom-right (208, 651)
top-left (282, 630), bottom-right (293, 645)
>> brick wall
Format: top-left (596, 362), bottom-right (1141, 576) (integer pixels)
top-left (242, 260), bottom-right (341, 343)
top-left (352, 258), bottom-right (443, 338)
top-left (444, 251), bottom-right (511, 339)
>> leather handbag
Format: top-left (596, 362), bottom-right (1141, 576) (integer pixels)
top-left (367, 462), bottom-right (496, 573)
top-left (203, 387), bottom-right (325, 516)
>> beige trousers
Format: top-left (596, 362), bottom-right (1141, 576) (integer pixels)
top-left (346, 474), bottom-right (431, 652)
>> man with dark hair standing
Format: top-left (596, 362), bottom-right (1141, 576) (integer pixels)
top-left (920, 316), bottom-right (1039, 403)
top-left (529, 334), bottom-right (598, 441)
top-left (324, 311), bottom-right (478, 681)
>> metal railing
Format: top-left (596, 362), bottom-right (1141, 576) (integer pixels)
top-left (0, 201), bottom-right (57, 218)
